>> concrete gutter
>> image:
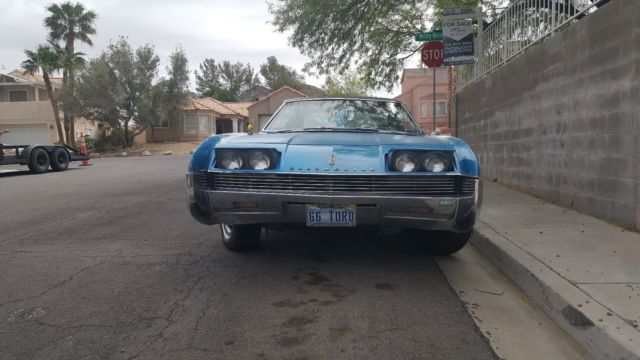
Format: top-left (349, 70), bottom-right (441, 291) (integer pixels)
top-left (473, 181), bottom-right (640, 360)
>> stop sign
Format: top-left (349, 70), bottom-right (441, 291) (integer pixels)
top-left (421, 41), bottom-right (444, 68)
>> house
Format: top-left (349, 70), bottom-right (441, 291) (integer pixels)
top-left (145, 85), bottom-right (314, 142)
top-left (147, 97), bottom-right (253, 143)
top-left (0, 69), bottom-right (96, 145)
top-left (394, 68), bottom-right (451, 134)
top-left (247, 86), bottom-right (307, 130)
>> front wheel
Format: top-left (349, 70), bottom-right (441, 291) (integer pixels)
top-left (221, 223), bottom-right (262, 252)
top-left (405, 229), bottom-right (471, 256)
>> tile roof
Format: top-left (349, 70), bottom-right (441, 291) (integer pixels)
top-left (6, 69), bottom-right (62, 85)
top-left (182, 97), bottom-right (254, 118)
top-left (220, 102), bottom-right (253, 117)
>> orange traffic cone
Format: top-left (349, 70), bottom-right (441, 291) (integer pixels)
top-left (79, 132), bottom-right (91, 166)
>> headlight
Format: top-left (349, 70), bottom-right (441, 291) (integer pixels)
top-left (393, 151), bottom-right (418, 172)
top-left (219, 152), bottom-right (243, 169)
top-left (248, 151), bottom-right (271, 170)
top-left (424, 152), bottom-right (450, 172)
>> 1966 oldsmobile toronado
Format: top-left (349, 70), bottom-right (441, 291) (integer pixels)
top-left (186, 97), bottom-right (482, 254)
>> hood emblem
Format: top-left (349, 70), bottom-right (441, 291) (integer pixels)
top-left (329, 153), bottom-right (336, 166)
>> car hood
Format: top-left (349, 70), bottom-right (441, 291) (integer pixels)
top-left (214, 132), bottom-right (466, 173)
top-left (220, 132), bottom-right (454, 147)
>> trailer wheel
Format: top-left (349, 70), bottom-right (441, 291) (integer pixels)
top-left (28, 147), bottom-right (50, 174)
top-left (50, 147), bottom-right (70, 171)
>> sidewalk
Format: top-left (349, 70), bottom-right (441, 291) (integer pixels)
top-left (473, 181), bottom-right (640, 360)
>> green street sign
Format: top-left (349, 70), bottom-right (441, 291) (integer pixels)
top-left (415, 31), bottom-right (443, 41)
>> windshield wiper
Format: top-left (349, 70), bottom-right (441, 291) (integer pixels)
top-left (302, 127), bottom-right (380, 132)
top-left (377, 130), bottom-right (421, 135)
top-left (263, 129), bottom-right (302, 133)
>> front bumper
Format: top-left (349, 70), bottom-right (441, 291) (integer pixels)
top-left (187, 176), bottom-right (482, 232)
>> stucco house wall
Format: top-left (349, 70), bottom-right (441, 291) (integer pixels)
top-left (395, 68), bottom-right (451, 134)
top-left (247, 86), bottom-right (306, 130)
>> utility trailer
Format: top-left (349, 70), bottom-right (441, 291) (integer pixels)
top-left (0, 143), bottom-right (89, 174)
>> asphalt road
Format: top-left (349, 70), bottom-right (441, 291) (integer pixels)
top-left (0, 156), bottom-right (497, 360)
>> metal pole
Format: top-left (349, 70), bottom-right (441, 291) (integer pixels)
top-left (455, 92), bottom-right (459, 137)
top-left (432, 67), bottom-right (436, 134)
top-left (477, 1), bottom-right (484, 78)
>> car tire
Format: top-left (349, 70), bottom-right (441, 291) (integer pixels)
top-left (28, 148), bottom-right (50, 174)
top-left (50, 147), bottom-right (70, 171)
top-left (221, 223), bottom-right (262, 251)
top-left (405, 229), bottom-right (471, 256)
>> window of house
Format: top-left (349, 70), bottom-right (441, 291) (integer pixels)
top-left (9, 91), bottom-right (28, 102)
top-left (183, 114), bottom-right (197, 134)
top-left (435, 101), bottom-right (447, 117)
top-left (198, 115), bottom-right (210, 134)
top-left (419, 103), bottom-right (428, 118)
top-left (153, 118), bottom-right (169, 128)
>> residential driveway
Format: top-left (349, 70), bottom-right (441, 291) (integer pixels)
top-left (0, 156), bottom-right (496, 360)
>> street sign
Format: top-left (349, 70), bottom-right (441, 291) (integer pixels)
top-left (443, 8), bottom-right (475, 65)
top-left (415, 31), bottom-right (442, 41)
top-left (421, 41), bottom-right (443, 68)
top-left (444, 57), bottom-right (475, 66)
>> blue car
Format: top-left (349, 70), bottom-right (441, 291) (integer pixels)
top-left (186, 97), bottom-right (482, 254)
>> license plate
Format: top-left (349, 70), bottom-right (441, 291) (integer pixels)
top-left (306, 204), bottom-right (356, 227)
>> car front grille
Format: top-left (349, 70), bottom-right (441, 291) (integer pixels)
top-left (193, 172), bottom-right (477, 197)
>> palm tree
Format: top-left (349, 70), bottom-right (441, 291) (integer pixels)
top-left (51, 43), bottom-right (86, 139)
top-left (22, 45), bottom-right (66, 144)
top-left (44, 1), bottom-right (97, 145)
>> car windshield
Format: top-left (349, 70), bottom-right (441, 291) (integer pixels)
top-left (263, 99), bottom-right (422, 134)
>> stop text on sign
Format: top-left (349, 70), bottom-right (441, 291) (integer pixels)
top-left (421, 41), bottom-right (444, 68)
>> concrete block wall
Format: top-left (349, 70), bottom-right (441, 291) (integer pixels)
top-left (457, 0), bottom-right (640, 230)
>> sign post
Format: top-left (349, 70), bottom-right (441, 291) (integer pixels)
top-left (421, 41), bottom-right (444, 133)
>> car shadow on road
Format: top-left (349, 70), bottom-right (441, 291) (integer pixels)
top-left (256, 227), bottom-right (435, 264)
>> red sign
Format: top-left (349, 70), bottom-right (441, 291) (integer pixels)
top-left (421, 41), bottom-right (444, 68)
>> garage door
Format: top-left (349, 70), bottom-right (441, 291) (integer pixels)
top-left (258, 115), bottom-right (271, 130)
top-left (0, 125), bottom-right (49, 145)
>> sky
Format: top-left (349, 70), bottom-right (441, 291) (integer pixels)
top-left (1, 0), bottom-right (397, 97)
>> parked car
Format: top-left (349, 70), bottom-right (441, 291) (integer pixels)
top-left (186, 97), bottom-right (482, 254)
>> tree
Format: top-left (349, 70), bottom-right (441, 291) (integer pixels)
top-left (44, 1), bottom-right (97, 146)
top-left (268, 0), bottom-right (431, 90)
top-left (323, 70), bottom-right (369, 97)
top-left (21, 45), bottom-right (66, 144)
top-left (259, 56), bottom-right (305, 90)
top-left (77, 37), bottom-right (160, 148)
top-left (195, 59), bottom-right (260, 101)
top-left (269, 0), bottom-right (567, 90)
top-left (53, 43), bottom-right (86, 138)
top-left (151, 47), bottom-right (190, 136)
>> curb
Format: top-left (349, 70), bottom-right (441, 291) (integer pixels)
top-left (471, 223), bottom-right (640, 360)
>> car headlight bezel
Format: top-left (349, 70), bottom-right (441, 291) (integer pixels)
top-left (215, 149), bottom-right (279, 170)
top-left (389, 150), bottom-right (454, 173)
